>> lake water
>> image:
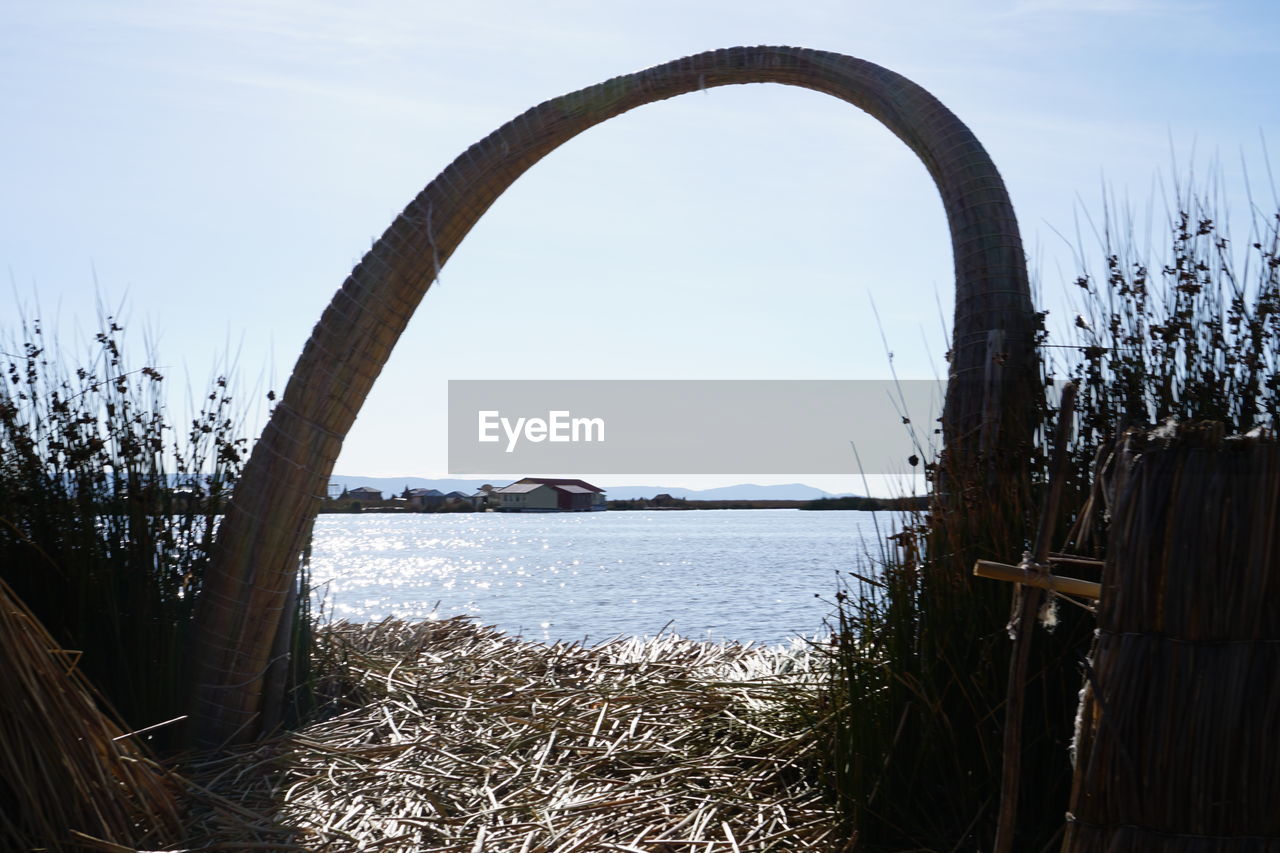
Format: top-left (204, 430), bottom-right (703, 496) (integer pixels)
top-left (310, 510), bottom-right (888, 647)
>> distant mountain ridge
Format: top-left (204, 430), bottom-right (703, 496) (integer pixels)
top-left (328, 475), bottom-right (855, 501)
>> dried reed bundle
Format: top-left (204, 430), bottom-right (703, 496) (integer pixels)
top-left (1063, 424), bottom-right (1280, 851)
top-left (188, 617), bottom-right (836, 852)
top-left (0, 576), bottom-right (184, 851)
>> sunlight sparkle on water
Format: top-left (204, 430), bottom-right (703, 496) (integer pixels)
top-left (310, 511), bottom-right (882, 645)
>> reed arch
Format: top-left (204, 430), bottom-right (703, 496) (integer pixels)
top-left (190, 46), bottom-right (1037, 747)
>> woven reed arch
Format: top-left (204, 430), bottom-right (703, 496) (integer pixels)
top-left (189, 45), bottom-right (1036, 747)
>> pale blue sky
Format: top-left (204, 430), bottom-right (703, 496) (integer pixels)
top-left (3, 0), bottom-right (1276, 491)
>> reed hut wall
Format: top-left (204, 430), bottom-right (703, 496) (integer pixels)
top-left (1062, 424), bottom-right (1280, 853)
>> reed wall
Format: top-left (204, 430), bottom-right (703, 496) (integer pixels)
top-left (1063, 423), bottom-right (1280, 852)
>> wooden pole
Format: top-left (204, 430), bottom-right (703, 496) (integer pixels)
top-left (992, 381), bottom-right (1077, 853)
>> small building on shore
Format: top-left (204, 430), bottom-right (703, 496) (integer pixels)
top-left (346, 486), bottom-right (383, 504)
top-left (491, 478), bottom-right (607, 512)
top-left (404, 488), bottom-right (445, 509)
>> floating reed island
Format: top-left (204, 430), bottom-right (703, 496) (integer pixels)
top-left (186, 617), bottom-right (837, 852)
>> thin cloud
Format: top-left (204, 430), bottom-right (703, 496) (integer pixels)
top-left (1012, 0), bottom-right (1206, 14)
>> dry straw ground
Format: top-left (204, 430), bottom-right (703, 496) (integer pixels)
top-left (187, 617), bottom-right (838, 852)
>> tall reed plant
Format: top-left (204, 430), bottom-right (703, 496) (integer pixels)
top-left (1064, 192), bottom-right (1279, 452)
top-left (820, 184), bottom-right (1280, 850)
top-left (0, 318), bottom-right (247, 743)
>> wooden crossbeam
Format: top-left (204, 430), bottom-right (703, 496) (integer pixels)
top-left (973, 559), bottom-right (1101, 601)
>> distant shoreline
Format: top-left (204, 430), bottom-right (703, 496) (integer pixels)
top-left (328, 475), bottom-right (867, 503)
top-left (609, 495), bottom-right (928, 511)
top-left (321, 495), bottom-right (928, 513)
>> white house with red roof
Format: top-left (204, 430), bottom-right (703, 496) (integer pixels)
top-left (490, 478), bottom-right (607, 512)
